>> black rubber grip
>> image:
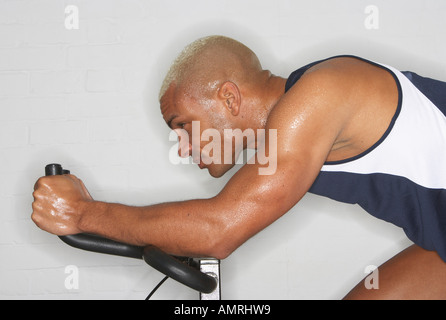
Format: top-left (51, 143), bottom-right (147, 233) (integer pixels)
top-left (59, 234), bottom-right (144, 260)
top-left (45, 163), bottom-right (63, 176)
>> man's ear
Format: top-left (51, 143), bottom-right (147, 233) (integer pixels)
top-left (218, 81), bottom-right (241, 116)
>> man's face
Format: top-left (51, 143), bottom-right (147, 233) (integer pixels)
top-left (160, 85), bottom-right (239, 178)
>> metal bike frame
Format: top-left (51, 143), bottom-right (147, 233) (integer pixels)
top-left (198, 259), bottom-right (221, 300)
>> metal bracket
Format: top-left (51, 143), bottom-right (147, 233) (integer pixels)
top-left (198, 259), bottom-right (221, 300)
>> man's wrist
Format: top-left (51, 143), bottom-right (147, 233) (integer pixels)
top-left (77, 200), bottom-right (106, 234)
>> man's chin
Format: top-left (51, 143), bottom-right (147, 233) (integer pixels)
top-left (206, 163), bottom-right (235, 178)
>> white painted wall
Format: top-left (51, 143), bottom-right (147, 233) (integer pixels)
top-left (1, 0), bottom-right (444, 300)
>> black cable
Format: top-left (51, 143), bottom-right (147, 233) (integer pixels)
top-left (146, 276), bottom-right (169, 300)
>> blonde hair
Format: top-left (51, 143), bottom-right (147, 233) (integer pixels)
top-left (158, 35), bottom-right (261, 101)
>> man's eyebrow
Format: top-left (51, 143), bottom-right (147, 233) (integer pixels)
top-left (167, 115), bottom-right (179, 129)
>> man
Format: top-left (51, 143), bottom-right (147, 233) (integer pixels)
top-left (32, 36), bottom-right (446, 299)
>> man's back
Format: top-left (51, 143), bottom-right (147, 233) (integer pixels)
top-left (282, 55), bottom-right (446, 260)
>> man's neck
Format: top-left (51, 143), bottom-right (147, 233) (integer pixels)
top-left (257, 73), bottom-right (287, 128)
top-left (241, 73), bottom-right (287, 149)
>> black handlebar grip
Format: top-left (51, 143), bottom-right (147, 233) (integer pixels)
top-left (59, 234), bottom-right (144, 260)
top-left (45, 164), bottom-right (63, 176)
top-left (45, 164), bottom-right (144, 260)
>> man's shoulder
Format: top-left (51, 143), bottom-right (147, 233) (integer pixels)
top-left (284, 56), bottom-right (391, 104)
top-left (286, 55), bottom-right (383, 92)
top-left (276, 55), bottom-right (400, 163)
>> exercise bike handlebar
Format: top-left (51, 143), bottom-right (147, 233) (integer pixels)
top-left (45, 164), bottom-right (218, 294)
top-left (58, 234), bottom-right (144, 260)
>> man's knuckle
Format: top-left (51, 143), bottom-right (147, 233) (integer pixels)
top-left (34, 177), bottom-right (47, 190)
top-left (31, 211), bottom-right (40, 223)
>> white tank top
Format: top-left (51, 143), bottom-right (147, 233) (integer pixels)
top-left (285, 55), bottom-right (446, 261)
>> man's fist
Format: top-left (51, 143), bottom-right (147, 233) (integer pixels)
top-left (32, 174), bottom-right (93, 236)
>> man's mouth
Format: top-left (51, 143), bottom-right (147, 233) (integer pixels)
top-left (193, 157), bottom-right (206, 169)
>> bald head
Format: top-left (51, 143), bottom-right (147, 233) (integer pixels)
top-left (159, 36), bottom-right (263, 102)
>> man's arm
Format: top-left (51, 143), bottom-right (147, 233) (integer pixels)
top-left (32, 69), bottom-right (350, 260)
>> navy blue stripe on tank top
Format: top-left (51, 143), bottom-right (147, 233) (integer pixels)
top-left (402, 71), bottom-right (446, 118)
top-left (309, 172), bottom-right (446, 259)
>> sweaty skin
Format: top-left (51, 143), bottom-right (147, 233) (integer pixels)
top-left (32, 37), bottom-right (446, 299)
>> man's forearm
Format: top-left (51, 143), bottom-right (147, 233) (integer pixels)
top-left (77, 198), bottom-right (227, 258)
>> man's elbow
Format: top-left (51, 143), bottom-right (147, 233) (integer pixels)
top-left (201, 198), bottom-right (258, 260)
top-left (205, 229), bottom-right (239, 260)
top-left (209, 243), bottom-right (234, 260)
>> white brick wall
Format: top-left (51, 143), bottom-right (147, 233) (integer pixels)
top-left (0, 72), bottom-right (29, 96)
top-left (0, 0), bottom-right (444, 300)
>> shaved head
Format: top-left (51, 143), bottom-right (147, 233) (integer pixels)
top-left (159, 36), bottom-right (263, 101)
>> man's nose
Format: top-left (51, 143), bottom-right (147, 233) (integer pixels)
top-left (177, 137), bottom-right (192, 158)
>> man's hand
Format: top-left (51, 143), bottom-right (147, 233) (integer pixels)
top-left (32, 174), bottom-right (93, 236)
